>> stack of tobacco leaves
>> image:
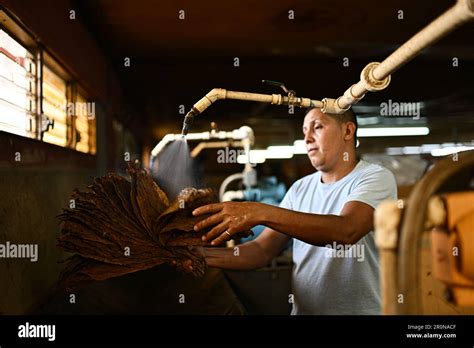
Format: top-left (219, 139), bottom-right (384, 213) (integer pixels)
top-left (56, 162), bottom-right (252, 291)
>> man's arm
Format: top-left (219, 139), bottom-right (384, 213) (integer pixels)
top-left (193, 200), bottom-right (374, 246)
top-left (203, 227), bottom-right (290, 270)
top-left (260, 200), bottom-right (374, 246)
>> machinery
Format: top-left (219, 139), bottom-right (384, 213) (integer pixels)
top-left (375, 151), bottom-right (474, 314)
top-left (150, 125), bottom-right (256, 186)
top-left (150, 123), bottom-right (285, 199)
top-left (221, 176), bottom-right (286, 205)
top-left (151, 123), bottom-right (254, 162)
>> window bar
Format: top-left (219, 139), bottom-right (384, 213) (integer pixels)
top-left (35, 47), bottom-right (42, 140)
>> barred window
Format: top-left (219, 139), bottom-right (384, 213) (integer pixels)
top-left (0, 29), bottom-right (36, 138)
top-left (0, 10), bottom-right (97, 155)
top-left (41, 65), bottom-right (68, 147)
top-left (74, 92), bottom-right (96, 154)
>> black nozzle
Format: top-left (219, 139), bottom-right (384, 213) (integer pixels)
top-left (181, 123), bottom-right (190, 136)
top-left (262, 79), bottom-right (289, 94)
top-left (181, 109), bottom-right (196, 136)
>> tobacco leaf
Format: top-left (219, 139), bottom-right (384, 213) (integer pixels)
top-left (95, 174), bottom-right (145, 234)
top-left (127, 164), bottom-right (152, 236)
top-left (155, 188), bottom-right (217, 245)
top-left (156, 188), bottom-right (254, 246)
top-left (58, 162), bottom-right (247, 290)
top-left (136, 168), bottom-right (169, 227)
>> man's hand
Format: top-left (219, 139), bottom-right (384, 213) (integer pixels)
top-left (193, 202), bottom-right (261, 246)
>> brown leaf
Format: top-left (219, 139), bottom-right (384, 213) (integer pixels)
top-left (56, 162), bottom-right (236, 290)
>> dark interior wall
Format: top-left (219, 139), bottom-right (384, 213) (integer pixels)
top-left (1, 0), bottom-right (122, 110)
top-left (0, 0), bottom-right (143, 165)
top-left (0, 0), bottom-right (139, 314)
top-left (0, 133), bottom-right (99, 314)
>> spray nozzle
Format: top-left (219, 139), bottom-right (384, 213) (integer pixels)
top-left (181, 109), bottom-right (197, 136)
top-left (262, 79), bottom-right (295, 98)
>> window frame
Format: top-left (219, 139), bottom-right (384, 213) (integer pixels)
top-left (0, 7), bottom-right (97, 155)
top-left (0, 22), bottom-right (37, 139)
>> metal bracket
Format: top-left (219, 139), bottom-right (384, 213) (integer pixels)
top-left (39, 113), bottom-right (54, 140)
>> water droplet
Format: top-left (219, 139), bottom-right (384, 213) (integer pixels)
top-left (150, 138), bottom-right (202, 199)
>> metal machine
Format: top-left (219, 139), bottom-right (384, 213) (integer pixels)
top-left (150, 123), bottom-right (260, 198)
top-left (150, 123), bottom-right (286, 201)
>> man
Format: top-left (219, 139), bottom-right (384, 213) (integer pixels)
top-left (188, 107), bottom-right (397, 315)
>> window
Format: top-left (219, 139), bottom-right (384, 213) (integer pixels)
top-left (74, 92), bottom-right (96, 154)
top-left (0, 10), bottom-right (97, 155)
top-left (0, 29), bottom-right (36, 138)
top-left (41, 65), bottom-right (68, 147)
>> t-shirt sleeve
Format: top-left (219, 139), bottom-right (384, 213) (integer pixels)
top-left (279, 184), bottom-right (294, 210)
top-left (345, 167), bottom-right (398, 209)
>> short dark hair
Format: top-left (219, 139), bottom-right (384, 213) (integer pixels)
top-left (305, 107), bottom-right (358, 148)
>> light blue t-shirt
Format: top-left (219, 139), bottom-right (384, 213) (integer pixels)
top-left (279, 160), bottom-right (397, 315)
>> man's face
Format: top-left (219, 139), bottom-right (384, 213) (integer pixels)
top-left (303, 108), bottom-right (348, 171)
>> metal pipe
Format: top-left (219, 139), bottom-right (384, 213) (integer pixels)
top-left (181, 88), bottom-right (322, 135)
top-left (191, 140), bottom-right (244, 158)
top-left (219, 173), bottom-right (244, 202)
top-left (323, 0), bottom-right (474, 113)
top-left (192, 88), bottom-right (322, 114)
top-left (180, 0), bottom-right (473, 126)
top-left (374, 0), bottom-right (474, 81)
top-left (222, 190), bottom-right (245, 202)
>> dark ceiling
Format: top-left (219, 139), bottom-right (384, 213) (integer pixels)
top-left (76, 0), bottom-right (474, 150)
top-left (78, 0), bottom-right (474, 59)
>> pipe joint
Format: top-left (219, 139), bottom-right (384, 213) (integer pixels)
top-left (321, 98), bottom-right (346, 114)
top-left (361, 62), bottom-right (391, 92)
top-left (344, 84), bottom-right (365, 103)
top-left (457, 0), bottom-right (474, 18)
top-left (271, 94), bottom-right (283, 105)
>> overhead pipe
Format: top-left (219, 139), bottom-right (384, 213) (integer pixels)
top-left (323, 0), bottom-right (474, 114)
top-left (181, 87), bottom-right (322, 135)
top-left (180, 0), bottom-right (474, 134)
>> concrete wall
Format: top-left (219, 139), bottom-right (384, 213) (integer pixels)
top-left (0, 132), bottom-right (99, 314)
top-left (0, 0), bottom-right (138, 314)
top-left (0, 167), bottom-right (96, 314)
